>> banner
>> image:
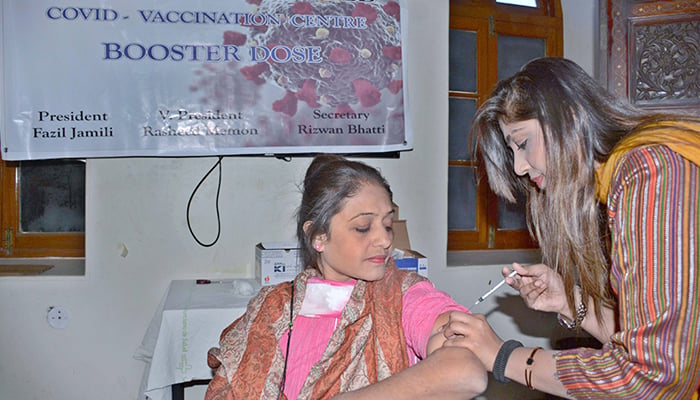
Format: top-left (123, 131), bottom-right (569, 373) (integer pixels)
top-left (0, 0), bottom-right (411, 160)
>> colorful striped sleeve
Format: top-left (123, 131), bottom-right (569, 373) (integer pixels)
top-left (556, 145), bottom-right (700, 398)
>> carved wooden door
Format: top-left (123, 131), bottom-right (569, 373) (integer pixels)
top-left (600, 0), bottom-right (699, 115)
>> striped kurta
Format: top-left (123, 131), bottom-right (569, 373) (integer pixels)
top-left (556, 144), bottom-right (700, 398)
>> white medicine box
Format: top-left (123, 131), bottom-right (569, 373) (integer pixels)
top-left (255, 242), bottom-right (302, 286)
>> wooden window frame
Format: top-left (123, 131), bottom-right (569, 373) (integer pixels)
top-left (448, 0), bottom-right (562, 251)
top-left (0, 160), bottom-right (85, 258)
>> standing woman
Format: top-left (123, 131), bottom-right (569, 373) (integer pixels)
top-left (206, 154), bottom-right (487, 400)
top-left (442, 57), bottom-right (700, 398)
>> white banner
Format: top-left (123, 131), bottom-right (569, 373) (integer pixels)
top-left (0, 0), bottom-right (411, 160)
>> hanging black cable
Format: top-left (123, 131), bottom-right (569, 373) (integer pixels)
top-left (186, 156), bottom-right (224, 247)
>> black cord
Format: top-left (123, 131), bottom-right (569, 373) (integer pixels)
top-left (278, 281), bottom-right (295, 399)
top-left (186, 156), bottom-right (224, 247)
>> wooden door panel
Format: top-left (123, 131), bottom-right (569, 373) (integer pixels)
top-left (603, 0), bottom-right (700, 114)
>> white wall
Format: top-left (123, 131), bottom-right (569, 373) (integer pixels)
top-left (0, 1), bottom-right (596, 399)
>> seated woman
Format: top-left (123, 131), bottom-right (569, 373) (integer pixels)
top-left (205, 154), bottom-right (486, 400)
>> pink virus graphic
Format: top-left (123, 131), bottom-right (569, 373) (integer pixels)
top-left (235, 0), bottom-right (403, 116)
top-left (190, 62), bottom-right (261, 110)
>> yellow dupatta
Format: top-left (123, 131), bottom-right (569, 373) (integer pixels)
top-left (595, 120), bottom-right (700, 203)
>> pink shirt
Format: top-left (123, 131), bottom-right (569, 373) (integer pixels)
top-left (279, 277), bottom-right (468, 399)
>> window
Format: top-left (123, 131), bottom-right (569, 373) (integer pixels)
top-left (0, 159), bottom-right (85, 275)
top-left (497, 0), bottom-right (537, 7)
top-left (448, 0), bottom-right (562, 251)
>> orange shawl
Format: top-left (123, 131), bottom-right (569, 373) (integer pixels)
top-left (205, 261), bottom-right (426, 400)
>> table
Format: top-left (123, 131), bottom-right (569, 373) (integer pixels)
top-left (135, 279), bottom-right (260, 400)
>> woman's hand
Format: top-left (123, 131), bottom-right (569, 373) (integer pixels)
top-left (506, 263), bottom-right (568, 315)
top-left (440, 312), bottom-right (503, 372)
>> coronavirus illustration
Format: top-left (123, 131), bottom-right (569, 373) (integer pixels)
top-left (191, 61), bottom-right (261, 110)
top-left (233, 0), bottom-right (404, 117)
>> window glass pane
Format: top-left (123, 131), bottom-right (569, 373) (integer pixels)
top-left (449, 29), bottom-right (477, 92)
top-left (497, 191), bottom-right (528, 230)
top-left (449, 97), bottom-right (477, 161)
top-left (448, 166), bottom-right (477, 230)
top-left (496, 35), bottom-right (543, 231)
top-left (19, 160), bottom-right (86, 233)
top-left (497, 35), bottom-right (545, 80)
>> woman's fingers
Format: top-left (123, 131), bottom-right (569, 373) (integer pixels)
top-left (441, 313), bottom-right (503, 370)
top-left (444, 313), bottom-right (498, 344)
top-left (442, 312), bottom-right (481, 338)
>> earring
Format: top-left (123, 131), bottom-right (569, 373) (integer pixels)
top-left (315, 243), bottom-right (322, 251)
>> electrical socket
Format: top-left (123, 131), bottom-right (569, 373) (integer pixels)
top-left (47, 306), bottom-right (70, 329)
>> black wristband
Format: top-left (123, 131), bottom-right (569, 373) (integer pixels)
top-left (492, 339), bottom-right (523, 383)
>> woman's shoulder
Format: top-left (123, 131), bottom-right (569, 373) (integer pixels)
top-left (609, 144), bottom-right (697, 209)
top-left (616, 143), bottom-right (693, 174)
top-left (384, 261), bottom-right (428, 289)
top-left (248, 281), bottom-right (292, 306)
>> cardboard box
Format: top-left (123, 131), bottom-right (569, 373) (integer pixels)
top-left (393, 248), bottom-right (429, 278)
top-left (255, 242), bottom-right (302, 286)
top-left (390, 203), bottom-right (427, 277)
top-left (393, 220), bottom-right (411, 250)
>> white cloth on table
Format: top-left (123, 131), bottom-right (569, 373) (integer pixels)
top-left (135, 279), bottom-right (259, 400)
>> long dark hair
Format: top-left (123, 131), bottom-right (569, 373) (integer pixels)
top-left (296, 154), bottom-right (392, 271)
top-left (472, 57), bottom-right (697, 321)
